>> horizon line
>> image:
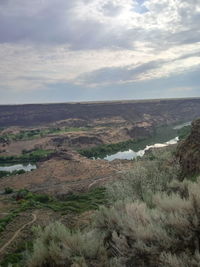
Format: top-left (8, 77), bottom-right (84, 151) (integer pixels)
top-left (1, 96), bottom-right (200, 106)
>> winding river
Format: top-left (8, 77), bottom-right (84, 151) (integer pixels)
top-left (104, 121), bottom-right (191, 161)
top-left (104, 137), bottom-right (179, 161)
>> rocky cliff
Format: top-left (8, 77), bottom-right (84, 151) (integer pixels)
top-left (177, 118), bottom-right (200, 177)
top-left (1, 98), bottom-right (200, 127)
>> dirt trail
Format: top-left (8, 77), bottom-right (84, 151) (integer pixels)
top-left (0, 213), bottom-right (37, 255)
top-left (88, 177), bottom-right (109, 189)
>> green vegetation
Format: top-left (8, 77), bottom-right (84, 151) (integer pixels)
top-left (27, 222), bottom-right (107, 267)
top-left (0, 169), bottom-right (26, 179)
top-left (0, 149), bottom-right (53, 165)
top-left (0, 241), bottom-right (32, 267)
top-left (79, 124), bottom-right (179, 159)
top-left (0, 187), bottom-right (106, 236)
top-left (0, 211), bottom-right (19, 233)
top-left (79, 138), bottom-right (144, 159)
top-left (27, 146), bottom-right (200, 266)
top-left (178, 125), bottom-right (191, 140)
top-left (0, 123), bottom-right (195, 266)
top-left (0, 189), bottom-right (49, 235)
top-left (0, 127), bottom-right (91, 142)
top-left (45, 187), bottom-right (106, 213)
top-left (106, 147), bottom-right (180, 204)
top-left (15, 187), bottom-right (106, 214)
top-left (0, 187), bottom-right (107, 266)
top-left (1, 253), bottom-right (23, 267)
top-left (4, 187), bottom-right (13, 194)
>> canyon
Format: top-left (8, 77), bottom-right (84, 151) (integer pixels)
top-left (0, 98), bottom-right (200, 265)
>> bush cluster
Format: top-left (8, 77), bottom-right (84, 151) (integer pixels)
top-left (106, 147), bottom-right (180, 205)
top-left (95, 178), bottom-right (200, 266)
top-left (26, 146), bottom-right (200, 266)
top-left (28, 222), bottom-right (108, 267)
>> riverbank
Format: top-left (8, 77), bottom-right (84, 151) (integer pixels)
top-left (79, 123), bottom-right (191, 160)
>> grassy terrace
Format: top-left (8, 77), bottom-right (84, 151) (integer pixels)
top-left (0, 187), bottom-right (106, 234)
top-left (0, 149), bottom-right (54, 165)
top-left (79, 124), bottom-right (191, 159)
top-left (0, 127), bottom-right (91, 142)
top-left (15, 187), bottom-right (107, 214)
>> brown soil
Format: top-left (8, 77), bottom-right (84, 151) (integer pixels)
top-left (0, 136), bottom-right (52, 156)
top-left (0, 153), bottom-right (133, 195)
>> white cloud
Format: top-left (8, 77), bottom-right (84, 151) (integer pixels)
top-left (0, 0), bottom-right (200, 96)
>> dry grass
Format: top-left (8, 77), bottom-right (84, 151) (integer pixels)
top-left (27, 147), bottom-right (200, 267)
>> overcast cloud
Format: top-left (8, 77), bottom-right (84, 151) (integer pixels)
top-left (0, 0), bottom-right (200, 104)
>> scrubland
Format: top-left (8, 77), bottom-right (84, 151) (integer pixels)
top-left (24, 145), bottom-right (200, 267)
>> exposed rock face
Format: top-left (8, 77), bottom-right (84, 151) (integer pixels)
top-left (49, 135), bottom-right (103, 148)
top-left (50, 136), bottom-right (70, 147)
top-left (52, 149), bottom-right (73, 160)
top-left (70, 136), bottom-right (103, 146)
top-left (126, 122), bottom-right (155, 139)
top-left (177, 119), bottom-right (200, 177)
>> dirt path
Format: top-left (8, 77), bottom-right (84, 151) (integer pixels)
top-left (0, 213), bottom-right (37, 255)
top-left (88, 177), bottom-right (108, 189)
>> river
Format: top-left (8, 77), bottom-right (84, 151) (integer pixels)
top-left (104, 121), bottom-right (191, 161)
top-left (0, 163), bottom-right (37, 173)
top-left (104, 137), bottom-right (179, 161)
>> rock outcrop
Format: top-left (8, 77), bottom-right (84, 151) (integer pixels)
top-left (177, 118), bottom-right (200, 177)
top-left (126, 122), bottom-right (155, 139)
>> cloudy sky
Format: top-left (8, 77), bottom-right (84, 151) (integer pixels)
top-left (0, 0), bottom-right (200, 104)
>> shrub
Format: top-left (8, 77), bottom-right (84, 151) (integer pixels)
top-left (15, 189), bottom-right (29, 200)
top-left (28, 222), bottom-right (108, 267)
top-left (27, 145), bottom-right (200, 267)
top-left (94, 178), bottom-right (200, 266)
top-left (4, 187), bottom-right (13, 194)
top-left (33, 194), bottom-right (50, 203)
top-left (106, 147), bottom-right (180, 206)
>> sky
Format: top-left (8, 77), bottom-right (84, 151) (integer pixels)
top-left (0, 0), bottom-right (200, 104)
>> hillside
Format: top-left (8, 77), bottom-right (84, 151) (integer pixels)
top-left (0, 101), bottom-right (200, 266)
top-left (1, 120), bottom-right (198, 266)
top-left (1, 98), bottom-right (200, 127)
top-left (177, 118), bottom-right (200, 177)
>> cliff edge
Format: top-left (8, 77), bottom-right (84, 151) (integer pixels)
top-left (177, 118), bottom-right (200, 177)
